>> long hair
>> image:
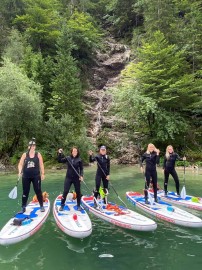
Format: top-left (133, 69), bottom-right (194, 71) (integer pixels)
top-left (146, 143), bottom-right (156, 154)
top-left (70, 146), bottom-right (80, 158)
top-left (165, 145), bottom-right (173, 159)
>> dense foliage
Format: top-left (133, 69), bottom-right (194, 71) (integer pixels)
top-left (0, 0), bottom-right (201, 163)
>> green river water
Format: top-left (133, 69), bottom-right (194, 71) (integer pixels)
top-left (0, 165), bottom-right (202, 270)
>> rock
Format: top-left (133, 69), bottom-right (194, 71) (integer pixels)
top-left (84, 36), bottom-right (139, 163)
top-left (0, 162), bottom-right (6, 171)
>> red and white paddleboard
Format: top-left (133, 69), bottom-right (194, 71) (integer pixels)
top-left (151, 189), bottom-right (202, 211)
top-left (81, 195), bottom-right (157, 231)
top-left (0, 199), bottom-right (50, 246)
top-left (126, 191), bottom-right (202, 228)
top-left (53, 194), bottom-right (92, 239)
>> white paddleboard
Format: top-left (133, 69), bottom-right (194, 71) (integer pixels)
top-left (0, 199), bottom-right (50, 246)
top-left (151, 189), bottom-right (202, 211)
top-left (81, 195), bottom-right (157, 231)
top-left (126, 191), bottom-right (202, 228)
top-left (53, 194), bottom-right (92, 239)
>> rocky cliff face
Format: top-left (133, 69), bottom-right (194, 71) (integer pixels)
top-left (84, 37), bottom-right (140, 164)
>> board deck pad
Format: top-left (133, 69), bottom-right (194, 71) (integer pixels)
top-left (0, 199), bottom-right (50, 246)
top-left (53, 194), bottom-right (92, 239)
top-left (81, 195), bottom-right (157, 231)
top-left (149, 189), bottom-right (202, 211)
top-left (126, 191), bottom-right (202, 228)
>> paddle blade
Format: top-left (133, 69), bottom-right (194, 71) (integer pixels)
top-left (148, 191), bottom-right (154, 205)
top-left (180, 185), bottom-right (186, 199)
top-left (8, 186), bottom-right (17, 199)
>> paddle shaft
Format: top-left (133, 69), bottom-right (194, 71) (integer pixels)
top-left (60, 153), bottom-right (102, 210)
top-left (183, 136), bottom-right (186, 186)
top-left (64, 155), bottom-right (82, 179)
top-left (9, 139), bottom-right (35, 199)
top-left (95, 158), bottom-right (127, 208)
top-left (15, 176), bottom-right (21, 187)
top-left (82, 180), bottom-right (103, 211)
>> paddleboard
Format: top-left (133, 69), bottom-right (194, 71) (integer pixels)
top-left (53, 194), bottom-right (92, 238)
top-left (126, 191), bottom-right (202, 228)
top-left (0, 198), bottom-right (50, 246)
top-left (150, 189), bottom-right (202, 211)
top-left (81, 195), bottom-right (157, 231)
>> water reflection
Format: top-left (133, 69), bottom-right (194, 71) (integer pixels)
top-left (57, 235), bottom-right (91, 253)
top-left (51, 218), bottom-right (91, 253)
top-left (0, 240), bottom-right (33, 264)
top-left (0, 169), bottom-right (202, 270)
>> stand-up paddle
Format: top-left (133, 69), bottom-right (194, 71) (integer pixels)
top-left (8, 176), bottom-right (21, 199)
top-left (8, 137), bottom-right (36, 199)
top-left (57, 149), bottom-right (102, 211)
top-left (82, 180), bottom-right (103, 212)
top-left (95, 158), bottom-right (127, 208)
top-left (180, 136), bottom-right (186, 199)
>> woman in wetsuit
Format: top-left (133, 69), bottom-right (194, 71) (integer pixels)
top-left (163, 145), bottom-right (186, 196)
top-left (140, 143), bottom-right (160, 203)
top-left (58, 147), bottom-right (83, 211)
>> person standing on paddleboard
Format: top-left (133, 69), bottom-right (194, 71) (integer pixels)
top-left (18, 139), bottom-right (45, 213)
top-left (58, 147), bottom-right (83, 211)
top-left (89, 145), bottom-right (110, 206)
top-left (163, 145), bottom-right (186, 196)
top-left (140, 143), bottom-right (160, 203)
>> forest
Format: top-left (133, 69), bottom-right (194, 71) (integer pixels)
top-left (0, 0), bottom-right (201, 165)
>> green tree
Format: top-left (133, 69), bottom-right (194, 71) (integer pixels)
top-left (2, 29), bottom-right (25, 64)
top-left (134, 31), bottom-right (197, 110)
top-left (49, 24), bottom-right (84, 128)
top-left (21, 46), bottom-right (55, 116)
top-left (14, 0), bottom-right (60, 55)
top-left (133, 0), bottom-right (202, 74)
top-left (0, 12), bottom-right (9, 55)
top-left (170, 0), bottom-right (202, 73)
top-left (137, 0), bottom-right (176, 37)
top-left (2, 29), bottom-right (54, 117)
top-left (0, 58), bottom-right (43, 156)
top-left (67, 10), bottom-right (103, 63)
top-left (113, 31), bottom-right (200, 141)
top-left (41, 115), bottom-right (91, 161)
top-left (0, 0), bottom-right (25, 25)
top-left (105, 0), bottom-right (142, 38)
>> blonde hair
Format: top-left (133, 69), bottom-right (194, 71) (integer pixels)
top-left (146, 143), bottom-right (156, 154)
top-left (165, 145), bottom-right (174, 159)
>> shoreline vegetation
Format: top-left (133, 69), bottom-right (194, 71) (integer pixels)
top-left (0, 0), bottom-right (201, 167)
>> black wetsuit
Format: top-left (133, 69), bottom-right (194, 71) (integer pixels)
top-left (140, 151), bottom-right (160, 200)
top-left (89, 154), bottom-right (110, 198)
top-left (58, 154), bottom-right (83, 207)
top-left (22, 152), bottom-right (43, 208)
top-left (163, 152), bottom-right (183, 195)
